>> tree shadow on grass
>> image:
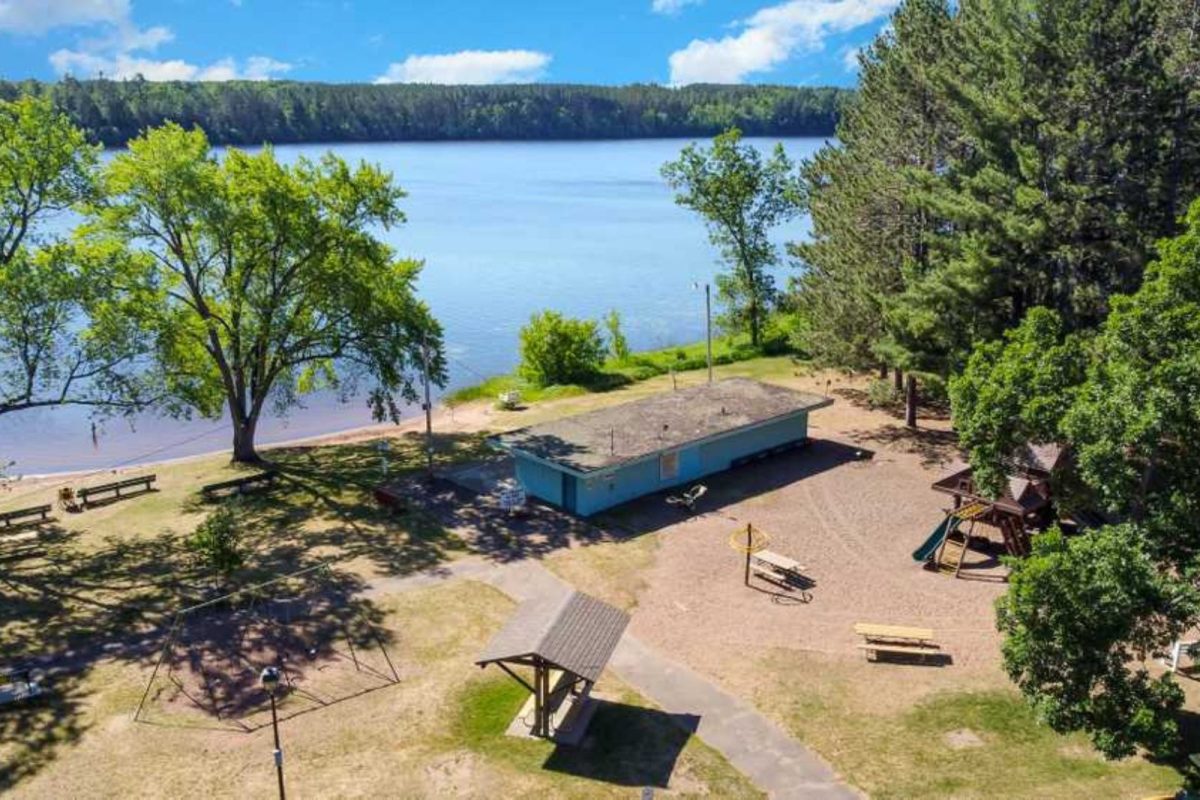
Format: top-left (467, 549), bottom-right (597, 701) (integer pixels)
top-left (831, 384), bottom-right (952, 422)
top-left (542, 701), bottom-right (699, 789)
top-left (843, 423), bottom-right (961, 468)
top-left (0, 677), bottom-right (89, 793)
top-left (378, 476), bottom-right (628, 565)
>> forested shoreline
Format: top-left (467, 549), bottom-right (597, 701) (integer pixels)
top-left (0, 79), bottom-right (848, 147)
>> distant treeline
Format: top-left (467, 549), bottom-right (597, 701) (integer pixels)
top-left (0, 79), bottom-right (850, 147)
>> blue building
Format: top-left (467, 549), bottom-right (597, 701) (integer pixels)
top-left (491, 378), bottom-right (832, 516)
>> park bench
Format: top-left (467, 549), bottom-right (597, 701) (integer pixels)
top-left (77, 474), bottom-right (157, 508)
top-left (200, 471), bottom-right (279, 501)
top-left (854, 622), bottom-right (941, 663)
top-left (0, 504), bottom-right (52, 529)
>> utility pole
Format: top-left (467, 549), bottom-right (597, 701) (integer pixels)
top-left (704, 282), bottom-right (713, 385)
top-left (421, 333), bottom-right (434, 480)
top-left (694, 281), bottom-right (713, 384)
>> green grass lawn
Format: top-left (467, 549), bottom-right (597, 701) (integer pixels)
top-left (445, 335), bottom-right (781, 407)
top-left (755, 651), bottom-right (1182, 800)
top-left (453, 675), bottom-right (763, 798)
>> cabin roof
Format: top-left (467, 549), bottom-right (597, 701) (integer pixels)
top-left (475, 591), bottom-right (630, 683)
top-left (490, 378), bottom-right (831, 474)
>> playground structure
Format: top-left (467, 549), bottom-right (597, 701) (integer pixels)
top-left (915, 444), bottom-right (1063, 576)
top-left (133, 563), bottom-right (401, 731)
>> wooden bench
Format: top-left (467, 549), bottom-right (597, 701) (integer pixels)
top-left (201, 471), bottom-right (279, 501)
top-left (0, 504), bottom-right (52, 529)
top-left (77, 474), bottom-right (156, 508)
top-left (854, 623), bottom-right (942, 664)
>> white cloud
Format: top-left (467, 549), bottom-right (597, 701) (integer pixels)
top-left (374, 49), bottom-right (551, 85)
top-left (0, 0), bottom-right (129, 34)
top-left (51, 49), bottom-right (293, 80)
top-left (667, 0), bottom-right (896, 84)
top-left (651, 0), bottom-right (701, 14)
top-left (21, 0), bottom-right (293, 81)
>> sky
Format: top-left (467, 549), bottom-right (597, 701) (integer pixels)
top-left (0, 0), bottom-right (898, 87)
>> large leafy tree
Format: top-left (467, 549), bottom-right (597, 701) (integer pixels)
top-left (998, 526), bottom-right (1197, 759)
top-left (86, 124), bottom-right (444, 463)
top-left (953, 199), bottom-right (1200, 757)
top-left (0, 96), bottom-right (154, 424)
top-left (662, 128), bottom-right (802, 347)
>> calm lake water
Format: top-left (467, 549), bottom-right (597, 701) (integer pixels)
top-left (1, 137), bottom-right (826, 474)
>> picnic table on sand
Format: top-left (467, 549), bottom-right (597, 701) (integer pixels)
top-left (752, 549), bottom-right (805, 575)
top-left (854, 623), bottom-right (941, 663)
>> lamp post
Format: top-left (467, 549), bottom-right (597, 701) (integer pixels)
top-left (260, 666), bottom-right (286, 800)
top-left (693, 281), bottom-right (713, 384)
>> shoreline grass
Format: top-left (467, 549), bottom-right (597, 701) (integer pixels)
top-left (445, 335), bottom-right (779, 407)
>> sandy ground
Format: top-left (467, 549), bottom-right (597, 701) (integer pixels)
top-left (587, 379), bottom-right (1011, 681)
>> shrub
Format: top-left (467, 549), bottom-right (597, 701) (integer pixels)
top-left (187, 505), bottom-right (245, 578)
top-left (866, 378), bottom-right (898, 409)
top-left (518, 310), bottom-right (606, 387)
top-left (604, 310), bottom-right (631, 363)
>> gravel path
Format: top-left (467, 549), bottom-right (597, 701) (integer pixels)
top-left (363, 557), bottom-right (859, 798)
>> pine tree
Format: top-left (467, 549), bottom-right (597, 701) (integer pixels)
top-left (792, 0), bottom-right (958, 423)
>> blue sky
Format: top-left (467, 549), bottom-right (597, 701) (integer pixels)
top-left (0, 0), bottom-right (896, 86)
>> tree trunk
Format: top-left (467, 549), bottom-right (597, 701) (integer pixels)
top-left (905, 374), bottom-right (918, 428)
top-left (231, 415), bottom-right (262, 463)
top-left (893, 368), bottom-right (904, 393)
top-left (878, 363), bottom-right (888, 379)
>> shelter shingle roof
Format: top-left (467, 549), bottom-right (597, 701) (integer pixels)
top-left (491, 378), bottom-right (831, 473)
top-left (476, 591), bottom-right (630, 683)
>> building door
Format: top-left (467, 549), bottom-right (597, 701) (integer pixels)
top-left (561, 473), bottom-right (578, 513)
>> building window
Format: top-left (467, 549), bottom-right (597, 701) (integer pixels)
top-left (660, 451), bottom-right (679, 481)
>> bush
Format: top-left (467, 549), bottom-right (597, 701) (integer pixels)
top-left (518, 310), bottom-right (606, 387)
top-left (187, 505), bottom-right (244, 578)
top-left (604, 310), bottom-right (631, 363)
top-left (866, 378), bottom-right (898, 409)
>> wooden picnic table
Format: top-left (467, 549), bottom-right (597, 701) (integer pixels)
top-left (854, 622), bottom-right (940, 663)
top-left (752, 549), bottom-right (806, 575)
top-left (853, 623), bottom-right (935, 643)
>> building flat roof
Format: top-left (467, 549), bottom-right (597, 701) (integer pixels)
top-left (492, 378), bottom-right (832, 474)
top-left (476, 591), bottom-right (630, 683)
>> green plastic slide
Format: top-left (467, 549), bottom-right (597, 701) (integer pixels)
top-left (912, 515), bottom-right (961, 562)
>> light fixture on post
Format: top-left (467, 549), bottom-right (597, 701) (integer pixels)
top-left (260, 666), bottom-right (287, 800)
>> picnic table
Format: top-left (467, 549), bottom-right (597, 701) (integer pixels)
top-left (753, 549), bottom-right (805, 575)
top-left (854, 623), bottom-right (941, 663)
top-left (749, 549), bottom-right (810, 591)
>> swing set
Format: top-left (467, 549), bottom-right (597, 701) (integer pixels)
top-left (133, 563), bottom-right (400, 731)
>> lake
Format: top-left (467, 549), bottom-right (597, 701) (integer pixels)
top-left (0, 137), bottom-right (826, 475)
